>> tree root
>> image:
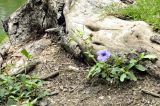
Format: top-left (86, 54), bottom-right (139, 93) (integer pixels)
top-left (40, 71), bottom-right (59, 80)
top-left (142, 89), bottom-right (160, 98)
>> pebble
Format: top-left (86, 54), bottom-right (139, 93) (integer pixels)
top-left (99, 96), bottom-right (105, 100)
top-left (68, 65), bottom-right (79, 71)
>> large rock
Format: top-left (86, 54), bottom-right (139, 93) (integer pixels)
top-left (2, 0), bottom-right (61, 45)
top-left (62, 0), bottom-right (160, 58)
top-left (2, 38), bottom-right (52, 75)
top-left (2, 0), bottom-right (160, 77)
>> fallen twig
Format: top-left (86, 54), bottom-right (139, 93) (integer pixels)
top-left (47, 90), bottom-right (59, 96)
top-left (40, 71), bottom-right (59, 80)
top-left (142, 89), bottom-right (160, 98)
top-left (45, 27), bottom-right (59, 33)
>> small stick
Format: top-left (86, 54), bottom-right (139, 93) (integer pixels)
top-left (47, 90), bottom-right (59, 96)
top-left (142, 89), bottom-right (160, 98)
top-left (40, 71), bottom-right (59, 80)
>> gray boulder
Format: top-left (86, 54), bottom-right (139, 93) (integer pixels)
top-left (3, 0), bottom-right (59, 45)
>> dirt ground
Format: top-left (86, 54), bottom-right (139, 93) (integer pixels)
top-left (32, 40), bottom-right (160, 106)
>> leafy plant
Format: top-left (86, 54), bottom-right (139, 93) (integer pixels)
top-left (21, 49), bottom-right (32, 59)
top-left (87, 50), bottom-right (157, 82)
top-left (0, 74), bottom-right (48, 106)
top-left (70, 28), bottom-right (95, 62)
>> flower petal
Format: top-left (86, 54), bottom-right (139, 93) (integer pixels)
top-left (97, 56), bottom-right (108, 62)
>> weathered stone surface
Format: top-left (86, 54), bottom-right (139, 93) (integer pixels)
top-left (3, 0), bottom-right (59, 45)
top-left (150, 35), bottom-right (160, 45)
top-left (145, 61), bottom-right (160, 79)
top-left (2, 38), bottom-right (52, 75)
top-left (0, 42), bottom-right (11, 68)
top-left (8, 60), bottom-right (39, 75)
top-left (0, 42), bottom-right (10, 56)
top-left (61, 0), bottom-right (160, 78)
top-left (63, 0), bottom-right (160, 58)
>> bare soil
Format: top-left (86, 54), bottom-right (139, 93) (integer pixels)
top-left (34, 41), bottom-right (160, 106)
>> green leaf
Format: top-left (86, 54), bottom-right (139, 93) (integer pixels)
top-left (7, 97), bottom-right (17, 106)
top-left (0, 89), bottom-right (6, 97)
top-left (139, 53), bottom-right (145, 59)
top-left (92, 67), bottom-right (101, 77)
top-left (120, 68), bottom-right (125, 73)
top-left (101, 72), bottom-right (107, 78)
top-left (106, 77), bottom-right (112, 82)
top-left (21, 100), bottom-right (33, 106)
top-left (127, 63), bottom-right (135, 70)
top-left (135, 64), bottom-right (146, 71)
top-left (129, 59), bottom-right (137, 64)
top-left (21, 49), bottom-right (32, 59)
top-left (31, 98), bottom-right (38, 105)
top-left (37, 91), bottom-right (49, 99)
top-left (120, 73), bottom-right (127, 82)
top-left (127, 72), bottom-right (137, 81)
top-left (98, 62), bottom-right (106, 68)
top-left (143, 54), bottom-right (157, 59)
top-left (111, 67), bottom-right (121, 75)
top-left (87, 65), bottom-right (97, 78)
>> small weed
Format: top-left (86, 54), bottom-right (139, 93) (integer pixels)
top-left (87, 50), bottom-right (157, 82)
top-left (69, 28), bottom-right (85, 44)
top-left (0, 73), bottom-right (48, 106)
top-left (69, 27), bottom-right (157, 83)
top-left (70, 28), bottom-right (93, 56)
top-left (21, 49), bottom-right (32, 60)
top-left (0, 48), bottom-right (47, 106)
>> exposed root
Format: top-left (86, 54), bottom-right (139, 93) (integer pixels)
top-left (142, 89), bottom-right (160, 98)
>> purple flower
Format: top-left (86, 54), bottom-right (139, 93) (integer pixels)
top-left (97, 50), bottom-right (110, 62)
